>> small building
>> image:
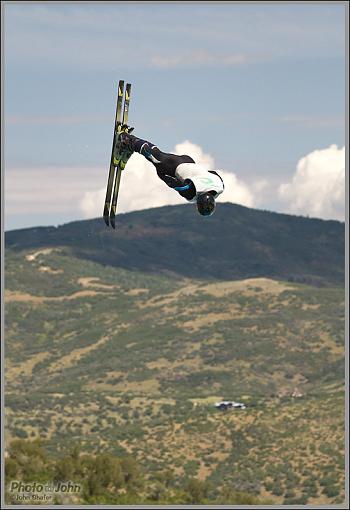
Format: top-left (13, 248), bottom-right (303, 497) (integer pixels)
top-left (214, 400), bottom-right (246, 410)
top-left (291, 387), bottom-right (303, 398)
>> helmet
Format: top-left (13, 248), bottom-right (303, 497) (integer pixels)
top-left (196, 192), bottom-right (216, 216)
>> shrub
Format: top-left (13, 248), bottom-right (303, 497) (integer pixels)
top-left (271, 483), bottom-right (283, 496)
top-left (284, 489), bottom-right (296, 499)
top-left (184, 478), bottom-right (210, 504)
top-left (5, 458), bottom-right (18, 480)
top-left (13, 428), bottom-right (28, 439)
top-left (322, 485), bottom-right (340, 498)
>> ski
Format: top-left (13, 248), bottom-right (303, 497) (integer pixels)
top-left (109, 82), bottom-right (132, 229)
top-left (103, 80), bottom-right (125, 226)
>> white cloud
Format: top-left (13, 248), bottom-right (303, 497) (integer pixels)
top-left (278, 144), bottom-right (345, 220)
top-left (5, 166), bottom-right (103, 215)
top-left (7, 143), bottom-right (344, 227)
top-left (174, 140), bottom-right (255, 207)
top-left (173, 140), bottom-right (215, 169)
top-left (80, 153), bottom-right (183, 219)
top-left (217, 171), bottom-right (255, 207)
top-left (79, 141), bottom-right (256, 218)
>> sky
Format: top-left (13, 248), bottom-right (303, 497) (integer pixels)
top-left (4, 2), bottom-right (346, 231)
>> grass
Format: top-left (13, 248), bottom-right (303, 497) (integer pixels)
top-left (4, 248), bottom-right (345, 504)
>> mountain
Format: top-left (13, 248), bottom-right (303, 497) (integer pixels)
top-left (5, 251), bottom-right (345, 503)
top-left (5, 203), bottom-right (344, 286)
top-left (4, 204), bottom-right (345, 504)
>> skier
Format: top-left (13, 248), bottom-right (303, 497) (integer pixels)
top-left (115, 125), bottom-right (225, 216)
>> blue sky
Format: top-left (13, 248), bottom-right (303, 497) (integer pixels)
top-left (4, 2), bottom-right (346, 230)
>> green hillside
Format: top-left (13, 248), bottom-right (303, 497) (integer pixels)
top-left (5, 241), bottom-right (345, 505)
top-left (5, 203), bottom-right (345, 286)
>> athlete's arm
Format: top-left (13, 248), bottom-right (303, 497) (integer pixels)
top-left (174, 180), bottom-right (196, 200)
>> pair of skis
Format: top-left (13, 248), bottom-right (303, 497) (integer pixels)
top-left (103, 80), bottom-right (132, 228)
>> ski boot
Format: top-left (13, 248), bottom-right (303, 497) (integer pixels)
top-left (113, 124), bottom-right (135, 170)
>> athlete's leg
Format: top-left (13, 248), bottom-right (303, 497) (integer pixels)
top-left (121, 133), bottom-right (194, 179)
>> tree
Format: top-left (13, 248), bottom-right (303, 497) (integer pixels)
top-left (8, 439), bottom-right (48, 480)
top-left (5, 458), bottom-right (18, 480)
top-left (120, 457), bottom-right (141, 486)
top-left (217, 487), bottom-right (264, 505)
top-left (83, 453), bottom-right (124, 497)
top-left (184, 478), bottom-right (209, 504)
top-left (9, 438), bottom-right (46, 462)
top-left (54, 457), bottom-right (75, 482)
